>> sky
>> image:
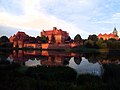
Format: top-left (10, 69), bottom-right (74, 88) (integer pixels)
top-left (1, 0), bottom-right (120, 39)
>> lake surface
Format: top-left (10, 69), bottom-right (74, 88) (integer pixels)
top-left (1, 50), bottom-right (120, 76)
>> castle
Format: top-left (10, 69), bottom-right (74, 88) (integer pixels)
top-left (41, 27), bottom-right (69, 44)
top-left (98, 27), bottom-right (119, 40)
top-left (9, 27), bottom-right (79, 49)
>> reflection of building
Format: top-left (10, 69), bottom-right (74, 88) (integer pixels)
top-left (98, 27), bottom-right (119, 40)
top-left (41, 27), bottom-right (69, 44)
top-left (24, 50), bottom-right (41, 55)
top-left (41, 56), bottom-right (64, 66)
top-left (9, 50), bottom-right (28, 63)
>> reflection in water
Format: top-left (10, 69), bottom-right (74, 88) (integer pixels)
top-left (41, 56), bottom-right (64, 66)
top-left (2, 50), bottom-right (120, 76)
top-left (25, 59), bottom-right (41, 67)
top-left (68, 57), bottom-right (104, 76)
top-left (7, 57), bottom-right (13, 63)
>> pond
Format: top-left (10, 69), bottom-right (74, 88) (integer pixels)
top-left (1, 50), bottom-right (120, 77)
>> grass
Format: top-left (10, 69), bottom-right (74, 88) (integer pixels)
top-left (0, 62), bottom-right (120, 90)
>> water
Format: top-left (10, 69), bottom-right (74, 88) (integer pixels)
top-left (1, 50), bottom-right (120, 76)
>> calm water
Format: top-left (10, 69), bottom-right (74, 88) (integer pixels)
top-left (1, 50), bottom-right (120, 76)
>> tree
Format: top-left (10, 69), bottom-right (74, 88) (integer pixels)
top-left (101, 43), bottom-right (107, 49)
top-left (65, 36), bottom-right (71, 41)
top-left (36, 36), bottom-right (41, 43)
top-left (74, 34), bottom-right (82, 43)
top-left (65, 36), bottom-right (71, 43)
top-left (84, 40), bottom-right (94, 48)
top-left (0, 36), bottom-right (9, 43)
top-left (0, 36), bottom-right (13, 48)
top-left (96, 39), bottom-right (104, 49)
top-left (51, 34), bottom-right (56, 44)
top-left (88, 34), bottom-right (98, 42)
top-left (41, 35), bottom-right (48, 43)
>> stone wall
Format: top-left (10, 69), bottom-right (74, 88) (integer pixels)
top-left (41, 43), bottom-right (80, 50)
top-left (24, 43), bottom-right (41, 49)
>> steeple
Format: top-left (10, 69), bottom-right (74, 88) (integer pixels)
top-left (113, 27), bottom-right (118, 36)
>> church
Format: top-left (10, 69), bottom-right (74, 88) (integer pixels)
top-left (98, 27), bottom-right (119, 40)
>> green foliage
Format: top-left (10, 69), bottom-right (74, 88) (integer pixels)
top-left (107, 40), bottom-right (120, 49)
top-left (88, 34), bottom-right (98, 42)
top-left (51, 34), bottom-right (56, 44)
top-left (0, 36), bottom-right (9, 43)
top-left (1, 61), bottom-right (120, 90)
top-left (41, 35), bottom-right (48, 43)
top-left (74, 34), bottom-right (82, 43)
top-left (0, 36), bottom-right (12, 48)
top-left (84, 40), bottom-right (94, 48)
top-left (101, 43), bottom-right (107, 49)
top-left (26, 66), bottom-right (77, 82)
top-left (96, 39), bottom-right (104, 48)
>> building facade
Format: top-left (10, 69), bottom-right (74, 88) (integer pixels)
top-left (98, 27), bottom-right (119, 40)
top-left (41, 27), bottom-right (69, 44)
top-left (9, 31), bottom-right (41, 48)
top-left (9, 31), bottom-right (29, 48)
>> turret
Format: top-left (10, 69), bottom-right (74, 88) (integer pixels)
top-left (113, 27), bottom-right (118, 36)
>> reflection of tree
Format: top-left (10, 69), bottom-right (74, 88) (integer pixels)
top-left (63, 57), bottom-right (71, 65)
top-left (0, 50), bottom-right (12, 64)
top-left (83, 53), bottom-right (99, 63)
top-left (51, 56), bottom-right (55, 63)
top-left (74, 57), bottom-right (82, 65)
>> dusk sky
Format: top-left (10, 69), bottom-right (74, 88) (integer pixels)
top-left (0, 0), bottom-right (120, 39)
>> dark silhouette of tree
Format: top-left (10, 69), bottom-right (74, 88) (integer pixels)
top-left (0, 36), bottom-right (13, 48)
top-left (0, 36), bottom-right (9, 43)
top-left (108, 38), bottom-right (116, 42)
top-left (51, 34), bottom-right (56, 44)
top-left (65, 36), bottom-right (71, 43)
top-left (66, 36), bottom-right (71, 41)
top-left (88, 34), bottom-right (98, 42)
top-left (36, 36), bottom-right (41, 43)
top-left (84, 40), bottom-right (94, 48)
top-left (46, 36), bottom-right (49, 43)
top-left (74, 34), bottom-right (82, 43)
top-left (29, 37), bottom-right (36, 43)
top-left (41, 35), bottom-right (48, 43)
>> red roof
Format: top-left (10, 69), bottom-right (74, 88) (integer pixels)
top-left (98, 33), bottom-right (103, 36)
top-left (108, 33), bottom-right (114, 37)
top-left (103, 33), bottom-right (108, 36)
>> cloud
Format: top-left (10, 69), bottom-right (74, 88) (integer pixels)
top-left (96, 12), bottom-right (120, 24)
top-left (0, 0), bottom-right (91, 38)
top-left (2, 0), bottom-right (118, 39)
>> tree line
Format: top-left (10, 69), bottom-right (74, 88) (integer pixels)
top-left (1, 34), bottom-right (120, 49)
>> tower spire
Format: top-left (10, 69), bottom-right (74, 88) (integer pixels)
top-left (113, 27), bottom-right (118, 36)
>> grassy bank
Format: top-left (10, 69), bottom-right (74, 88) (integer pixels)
top-left (0, 62), bottom-right (120, 90)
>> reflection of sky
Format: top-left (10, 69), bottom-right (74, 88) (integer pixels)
top-left (25, 58), bottom-right (41, 67)
top-left (7, 57), bottom-right (13, 63)
top-left (68, 57), bottom-right (104, 76)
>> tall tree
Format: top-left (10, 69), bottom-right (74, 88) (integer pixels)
top-left (41, 35), bottom-right (48, 43)
top-left (74, 34), bottom-right (82, 43)
top-left (0, 36), bottom-right (9, 43)
top-left (88, 34), bottom-right (98, 42)
top-left (51, 34), bottom-right (56, 44)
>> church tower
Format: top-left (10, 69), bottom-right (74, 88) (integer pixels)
top-left (113, 27), bottom-right (118, 36)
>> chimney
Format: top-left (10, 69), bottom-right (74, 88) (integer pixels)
top-left (53, 27), bottom-right (57, 30)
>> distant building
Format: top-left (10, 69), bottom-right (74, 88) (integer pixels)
top-left (9, 31), bottom-right (41, 48)
top-left (40, 27), bottom-right (69, 44)
top-left (9, 31), bottom-right (29, 48)
top-left (98, 27), bottom-right (119, 40)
